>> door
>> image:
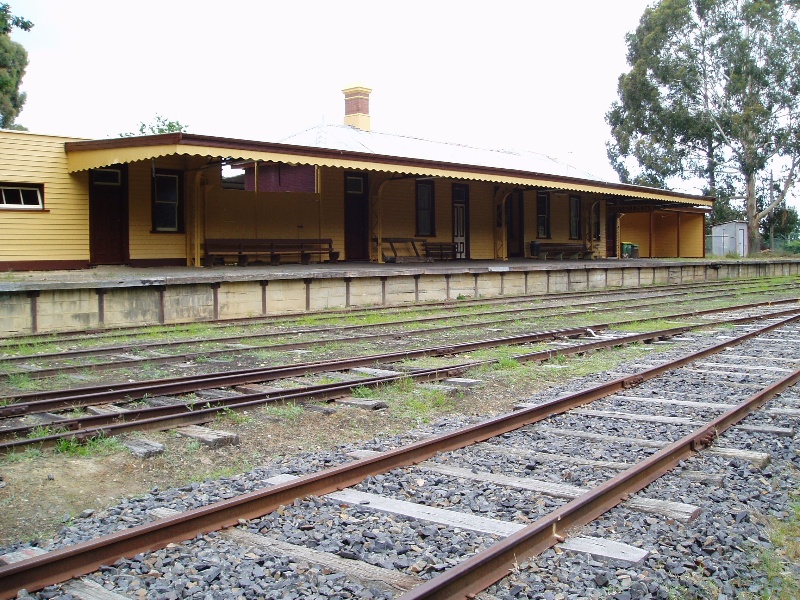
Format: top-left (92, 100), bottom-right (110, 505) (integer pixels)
top-left (89, 166), bottom-right (128, 265)
top-left (506, 191), bottom-right (524, 258)
top-left (452, 184), bottom-right (468, 259)
top-left (344, 172), bottom-right (369, 260)
top-left (606, 213), bottom-right (618, 257)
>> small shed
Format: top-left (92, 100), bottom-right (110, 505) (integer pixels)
top-left (711, 221), bottom-right (748, 256)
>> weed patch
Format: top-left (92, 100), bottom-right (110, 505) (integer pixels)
top-left (54, 433), bottom-right (122, 457)
top-left (263, 403), bottom-right (305, 421)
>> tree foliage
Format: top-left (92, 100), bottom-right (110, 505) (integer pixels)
top-left (0, 3), bottom-right (31, 129)
top-left (760, 203), bottom-right (799, 239)
top-left (607, 0), bottom-right (800, 253)
top-left (120, 115), bottom-right (189, 137)
top-left (0, 3), bottom-right (32, 35)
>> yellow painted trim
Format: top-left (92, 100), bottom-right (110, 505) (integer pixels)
top-left (67, 144), bottom-right (713, 206)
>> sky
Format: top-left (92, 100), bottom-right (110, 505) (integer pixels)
top-left (11, 0), bottom-right (664, 188)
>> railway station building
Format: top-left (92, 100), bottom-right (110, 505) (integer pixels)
top-left (0, 87), bottom-right (713, 272)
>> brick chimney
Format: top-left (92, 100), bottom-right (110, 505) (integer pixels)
top-left (342, 86), bottom-right (372, 131)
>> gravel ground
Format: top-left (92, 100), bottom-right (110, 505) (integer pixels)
top-left (2, 314), bottom-right (799, 599)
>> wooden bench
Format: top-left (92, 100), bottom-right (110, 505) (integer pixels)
top-left (530, 242), bottom-right (594, 260)
top-left (205, 238), bottom-right (339, 267)
top-left (375, 238), bottom-right (432, 263)
top-left (423, 240), bottom-right (458, 260)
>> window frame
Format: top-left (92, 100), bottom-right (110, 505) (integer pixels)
top-left (151, 169), bottom-right (184, 233)
top-left (536, 191), bottom-right (550, 239)
top-left (416, 179), bottom-right (436, 237)
top-left (569, 195), bottom-right (582, 240)
top-left (0, 182), bottom-right (44, 210)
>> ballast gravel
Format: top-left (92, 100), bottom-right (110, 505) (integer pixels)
top-left (5, 321), bottom-right (799, 599)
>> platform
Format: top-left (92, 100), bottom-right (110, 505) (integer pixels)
top-left (0, 258), bottom-right (797, 335)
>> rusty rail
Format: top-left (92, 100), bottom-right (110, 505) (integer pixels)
top-left (1, 312), bottom-right (798, 598)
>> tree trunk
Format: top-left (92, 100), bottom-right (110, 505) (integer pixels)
top-left (745, 172), bottom-right (761, 255)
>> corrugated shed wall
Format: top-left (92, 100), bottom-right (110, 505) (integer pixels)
top-left (0, 131), bottom-right (89, 262)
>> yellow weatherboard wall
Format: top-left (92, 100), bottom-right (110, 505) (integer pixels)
top-left (0, 130), bottom-right (89, 266)
top-left (679, 213), bottom-right (704, 257)
top-left (620, 212), bottom-right (651, 257)
top-left (127, 159), bottom-right (187, 262)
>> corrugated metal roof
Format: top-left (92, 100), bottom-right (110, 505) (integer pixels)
top-left (64, 132), bottom-right (715, 206)
top-left (281, 124), bottom-right (601, 181)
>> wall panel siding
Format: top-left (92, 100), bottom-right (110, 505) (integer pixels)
top-left (205, 190), bottom-right (323, 240)
top-left (127, 161), bottom-right (186, 260)
top-left (620, 213), bottom-right (651, 257)
top-left (469, 182), bottom-right (495, 258)
top-left (320, 168), bottom-right (344, 253)
top-left (653, 211), bottom-right (679, 257)
top-left (549, 194), bottom-right (570, 241)
top-left (0, 131), bottom-right (89, 264)
top-left (679, 213), bottom-right (705, 258)
top-left (379, 178), bottom-right (416, 238)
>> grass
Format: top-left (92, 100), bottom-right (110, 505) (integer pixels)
top-left (5, 372), bottom-right (44, 391)
top-left (667, 497), bottom-right (800, 599)
top-left (26, 424), bottom-right (68, 439)
top-left (390, 386), bottom-right (455, 424)
top-left (263, 402), bottom-right (305, 421)
top-left (53, 433), bottom-right (123, 457)
top-left (0, 447), bottom-right (43, 464)
top-left (351, 385), bottom-right (376, 398)
top-left (744, 497), bottom-right (800, 599)
top-left (214, 406), bottom-right (252, 425)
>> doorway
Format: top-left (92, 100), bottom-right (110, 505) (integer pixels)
top-left (506, 191), bottom-right (524, 258)
top-left (344, 172), bottom-right (369, 260)
top-left (452, 184), bottom-right (469, 259)
top-left (89, 166), bottom-right (128, 265)
top-left (606, 213), bottom-right (618, 257)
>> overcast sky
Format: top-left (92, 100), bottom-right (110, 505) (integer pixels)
top-left (12, 0), bottom-right (665, 187)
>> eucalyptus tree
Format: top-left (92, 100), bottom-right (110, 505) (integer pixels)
top-left (120, 115), bottom-right (189, 137)
top-left (607, 0), bottom-right (800, 252)
top-left (0, 3), bottom-right (32, 130)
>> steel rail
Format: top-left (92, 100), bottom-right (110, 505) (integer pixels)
top-left (1, 279), bottom-right (787, 374)
top-left (0, 313), bottom-right (798, 598)
top-left (398, 349), bottom-right (800, 599)
top-left (0, 365), bottom-right (467, 450)
top-left (3, 297), bottom-right (797, 412)
top-left (1, 276), bottom-right (781, 348)
top-left (5, 304), bottom-right (800, 447)
top-left (0, 326), bottom-right (593, 414)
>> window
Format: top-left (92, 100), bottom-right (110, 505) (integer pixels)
top-left (91, 169), bottom-right (121, 186)
top-left (569, 195), bottom-right (582, 240)
top-left (591, 202), bottom-right (601, 240)
top-left (0, 183), bottom-right (43, 209)
top-left (536, 191), bottom-right (550, 238)
top-left (152, 170), bottom-right (183, 232)
top-left (416, 180), bottom-right (435, 236)
top-left (346, 175), bottom-right (365, 194)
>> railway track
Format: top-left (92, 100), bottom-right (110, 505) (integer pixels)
top-left (2, 300), bottom-right (800, 453)
top-left (0, 302), bottom-right (797, 598)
